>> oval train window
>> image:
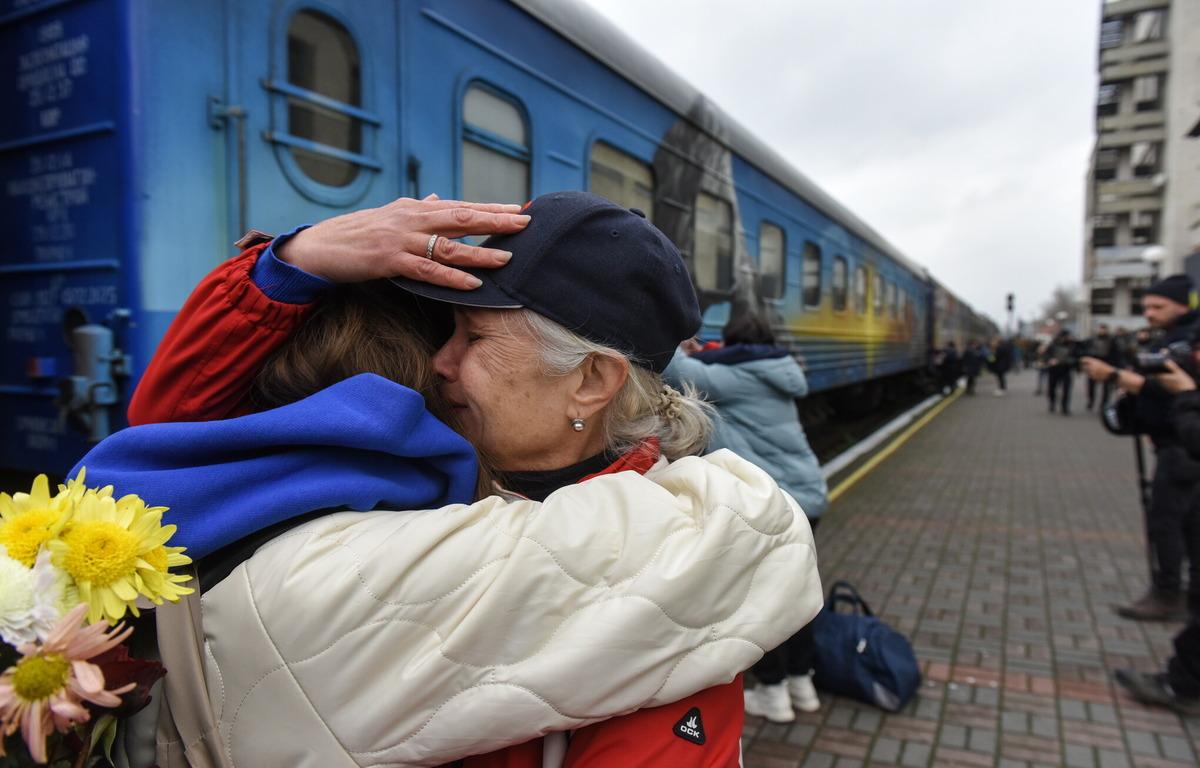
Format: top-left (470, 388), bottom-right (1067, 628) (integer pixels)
top-left (287, 10), bottom-right (362, 187)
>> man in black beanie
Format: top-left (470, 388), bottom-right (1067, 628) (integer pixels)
top-left (1083, 273), bottom-right (1200, 621)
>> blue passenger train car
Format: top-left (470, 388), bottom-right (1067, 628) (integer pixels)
top-left (0, 0), bottom-right (991, 475)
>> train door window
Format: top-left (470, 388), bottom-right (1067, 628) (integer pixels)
top-left (803, 242), bottom-right (822, 308)
top-left (853, 266), bottom-right (867, 314)
top-left (693, 192), bottom-right (734, 292)
top-left (758, 222), bottom-right (785, 301)
top-left (887, 281), bottom-right (898, 317)
top-left (831, 256), bottom-right (848, 312)
top-left (590, 142), bottom-right (653, 217)
top-left (285, 10), bottom-right (365, 187)
top-left (462, 84), bottom-right (530, 204)
top-left (872, 272), bottom-right (884, 315)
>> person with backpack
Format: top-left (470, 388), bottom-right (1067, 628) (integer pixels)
top-left (665, 313), bottom-right (828, 723)
top-left (962, 340), bottom-right (985, 395)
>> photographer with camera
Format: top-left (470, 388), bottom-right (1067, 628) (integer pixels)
top-left (1082, 274), bottom-right (1200, 621)
top-left (1114, 346), bottom-right (1200, 713)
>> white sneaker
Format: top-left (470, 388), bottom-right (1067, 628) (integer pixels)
top-left (993, 390), bottom-right (1006, 397)
top-left (744, 682), bottom-right (795, 722)
top-left (787, 674), bottom-right (820, 712)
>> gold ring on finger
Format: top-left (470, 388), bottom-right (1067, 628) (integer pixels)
top-left (425, 234), bottom-right (440, 260)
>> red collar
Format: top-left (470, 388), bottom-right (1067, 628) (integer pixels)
top-left (580, 438), bottom-right (661, 482)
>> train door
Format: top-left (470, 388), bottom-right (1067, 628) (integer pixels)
top-left (0, 0), bottom-right (129, 475)
top-left (215, 0), bottom-right (401, 244)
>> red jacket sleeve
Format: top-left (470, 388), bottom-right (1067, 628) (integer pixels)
top-left (563, 678), bottom-right (744, 768)
top-left (127, 244), bottom-right (317, 425)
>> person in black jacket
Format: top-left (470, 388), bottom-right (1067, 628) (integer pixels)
top-left (1083, 274), bottom-right (1200, 621)
top-left (962, 340), bottom-right (985, 395)
top-left (1115, 347), bottom-right (1200, 714)
top-left (1084, 323), bottom-right (1123, 411)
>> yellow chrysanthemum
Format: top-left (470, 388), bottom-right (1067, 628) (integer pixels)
top-left (47, 484), bottom-right (193, 624)
top-left (0, 475), bottom-right (69, 566)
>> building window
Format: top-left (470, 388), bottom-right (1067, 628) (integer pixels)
top-left (1095, 148), bottom-right (1120, 181)
top-left (1132, 10), bottom-right (1164, 42)
top-left (589, 142), bottom-right (653, 218)
top-left (832, 256), bottom-right (848, 312)
top-left (1132, 286), bottom-right (1147, 315)
top-left (1093, 215), bottom-right (1118, 247)
top-left (1133, 75), bottom-right (1161, 111)
top-left (887, 281), bottom-right (898, 317)
top-left (853, 265), bottom-right (867, 315)
top-left (462, 84), bottom-right (530, 206)
top-left (803, 241), bottom-right (822, 308)
top-left (1091, 287), bottom-right (1115, 317)
top-left (693, 192), bottom-right (734, 292)
top-left (1097, 83), bottom-right (1120, 117)
top-left (1099, 19), bottom-right (1124, 49)
top-left (1132, 211), bottom-right (1159, 244)
top-left (286, 10), bottom-right (363, 187)
top-left (1132, 141), bottom-right (1160, 177)
top-left (758, 222), bottom-right (786, 300)
top-left (872, 272), bottom-right (884, 314)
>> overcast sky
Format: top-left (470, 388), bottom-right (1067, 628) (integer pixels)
top-left (582, 0), bottom-right (1100, 325)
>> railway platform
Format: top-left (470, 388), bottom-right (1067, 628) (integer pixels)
top-left (743, 369), bottom-right (1200, 767)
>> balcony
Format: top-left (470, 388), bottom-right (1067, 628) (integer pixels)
top-left (1102, 0), bottom-right (1169, 19)
top-left (1102, 58), bottom-right (1169, 81)
top-left (1095, 245), bottom-right (1157, 264)
top-left (1097, 179), bottom-right (1162, 198)
top-left (1098, 111), bottom-right (1164, 131)
top-left (1098, 126), bottom-right (1166, 147)
top-left (1100, 40), bottom-right (1169, 65)
top-left (1092, 260), bottom-right (1156, 281)
top-left (1096, 197), bottom-right (1163, 215)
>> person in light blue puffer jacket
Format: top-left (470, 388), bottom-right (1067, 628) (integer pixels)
top-left (665, 318), bottom-right (828, 520)
top-left (665, 312), bottom-right (829, 723)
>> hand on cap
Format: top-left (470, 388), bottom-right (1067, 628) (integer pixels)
top-left (277, 195), bottom-right (530, 289)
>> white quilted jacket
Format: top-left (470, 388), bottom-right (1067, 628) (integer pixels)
top-left (197, 450), bottom-right (821, 766)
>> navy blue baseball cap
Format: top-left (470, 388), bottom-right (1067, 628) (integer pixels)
top-left (392, 191), bottom-right (701, 373)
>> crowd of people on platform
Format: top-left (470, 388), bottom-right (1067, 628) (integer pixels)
top-left (931, 274), bottom-right (1200, 715)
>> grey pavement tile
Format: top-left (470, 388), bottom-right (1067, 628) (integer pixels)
top-left (869, 737), bottom-right (901, 763)
top-left (900, 742), bottom-right (931, 767)
top-left (1158, 734), bottom-right (1195, 762)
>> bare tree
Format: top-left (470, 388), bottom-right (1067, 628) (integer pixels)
top-left (1039, 284), bottom-right (1083, 324)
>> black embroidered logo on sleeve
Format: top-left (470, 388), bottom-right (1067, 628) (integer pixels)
top-left (673, 707), bottom-right (706, 745)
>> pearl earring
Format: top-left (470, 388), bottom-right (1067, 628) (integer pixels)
top-left (571, 417), bottom-right (586, 432)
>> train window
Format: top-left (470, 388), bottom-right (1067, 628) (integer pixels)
top-left (286, 10), bottom-right (363, 187)
top-left (887, 281), bottom-right (898, 317)
top-left (831, 256), bottom-right (848, 312)
top-left (693, 192), bottom-right (734, 292)
top-left (590, 143), bottom-right (653, 217)
top-left (758, 222), bottom-right (785, 300)
top-left (853, 266), bottom-right (867, 315)
top-left (872, 272), bottom-right (884, 315)
top-left (803, 242), bottom-right (822, 308)
top-left (462, 84), bottom-right (530, 204)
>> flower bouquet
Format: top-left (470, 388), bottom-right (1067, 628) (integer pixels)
top-left (0, 472), bottom-right (193, 766)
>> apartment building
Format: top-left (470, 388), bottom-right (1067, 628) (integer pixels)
top-left (1082, 0), bottom-right (1200, 333)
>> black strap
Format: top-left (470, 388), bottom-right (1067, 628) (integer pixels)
top-left (826, 580), bottom-right (874, 616)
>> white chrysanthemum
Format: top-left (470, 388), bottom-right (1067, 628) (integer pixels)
top-left (0, 547), bottom-right (71, 646)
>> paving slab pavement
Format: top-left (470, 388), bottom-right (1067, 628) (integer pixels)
top-left (742, 370), bottom-right (1200, 767)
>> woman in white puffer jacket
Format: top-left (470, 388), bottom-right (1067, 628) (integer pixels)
top-left (86, 193), bottom-right (821, 767)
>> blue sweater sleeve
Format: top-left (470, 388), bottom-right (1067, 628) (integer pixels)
top-left (250, 225), bottom-right (333, 304)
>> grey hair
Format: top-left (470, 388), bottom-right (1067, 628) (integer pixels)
top-left (509, 310), bottom-right (714, 461)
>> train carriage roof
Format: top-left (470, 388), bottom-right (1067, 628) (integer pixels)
top-left (512, 0), bottom-right (930, 279)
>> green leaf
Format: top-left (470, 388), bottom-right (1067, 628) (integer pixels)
top-left (88, 715), bottom-right (118, 765)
